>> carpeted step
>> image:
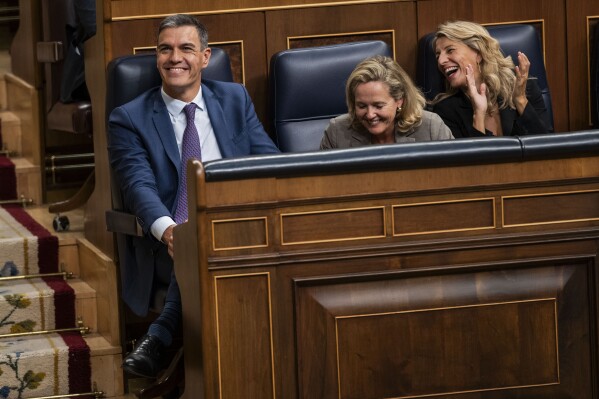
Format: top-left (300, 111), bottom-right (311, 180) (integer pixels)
top-left (0, 331), bottom-right (92, 398)
top-left (0, 205), bottom-right (58, 276)
top-left (0, 277), bottom-right (75, 336)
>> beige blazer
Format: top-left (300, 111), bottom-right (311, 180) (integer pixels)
top-left (320, 110), bottom-right (454, 150)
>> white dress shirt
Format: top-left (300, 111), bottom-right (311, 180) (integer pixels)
top-left (151, 86), bottom-right (223, 241)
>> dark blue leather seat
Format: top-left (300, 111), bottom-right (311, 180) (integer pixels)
top-left (591, 22), bottom-right (599, 128)
top-left (269, 41), bottom-right (393, 152)
top-left (417, 23), bottom-right (554, 132)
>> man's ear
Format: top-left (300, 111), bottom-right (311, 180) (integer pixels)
top-left (202, 47), bottom-right (212, 69)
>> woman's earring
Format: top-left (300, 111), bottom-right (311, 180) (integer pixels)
top-left (396, 106), bottom-right (402, 113)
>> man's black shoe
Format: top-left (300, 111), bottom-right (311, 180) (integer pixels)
top-left (122, 334), bottom-right (165, 378)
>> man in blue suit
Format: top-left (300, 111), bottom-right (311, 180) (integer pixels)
top-left (108, 14), bottom-right (279, 378)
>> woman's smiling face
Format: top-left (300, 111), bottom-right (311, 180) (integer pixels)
top-left (354, 81), bottom-right (403, 143)
top-left (435, 36), bottom-right (482, 89)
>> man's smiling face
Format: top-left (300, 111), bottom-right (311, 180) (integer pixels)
top-left (156, 25), bottom-right (211, 102)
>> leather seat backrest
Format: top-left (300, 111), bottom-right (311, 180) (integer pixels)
top-left (417, 23), bottom-right (554, 132)
top-left (105, 47), bottom-right (233, 117)
top-left (269, 41), bottom-right (393, 152)
top-left (591, 22), bottom-right (599, 128)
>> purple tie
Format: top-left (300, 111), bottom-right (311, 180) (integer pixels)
top-left (174, 103), bottom-right (202, 224)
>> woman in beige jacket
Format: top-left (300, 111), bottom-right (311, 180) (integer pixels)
top-left (321, 56), bottom-right (453, 149)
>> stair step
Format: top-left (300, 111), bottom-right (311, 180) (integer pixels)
top-left (87, 333), bottom-right (125, 398)
top-left (0, 277), bottom-right (97, 336)
top-left (0, 332), bottom-right (123, 398)
top-left (71, 278), bottom-right (98, 333)
top-left (0, 109), bottom-right (21, 154)
top-left (10, 156), bottom-right (42, 204)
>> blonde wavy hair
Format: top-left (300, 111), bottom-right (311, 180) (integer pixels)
top-left (346, 56), bottom-right (426, 133)
top-left (431, 20), bottom-right (516, 110)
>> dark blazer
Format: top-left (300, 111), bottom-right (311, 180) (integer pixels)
top-left (108, 79), bottom-right (279, 316)
top-left (432, 78), bottom-right (551, 138)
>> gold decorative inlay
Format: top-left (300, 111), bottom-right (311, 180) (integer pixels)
top-left (211, 216), bottom-right (268, 251)
top-left (335, 298), bottom-right (559, 399)
top-left (280, 206), bottom-right (386, 245)
top-left (392, 197), bottom-right (496, 237)
top-left (502, 189), bottom-right (599, 228)
top-left (214, 272), bottom-right (276, 399)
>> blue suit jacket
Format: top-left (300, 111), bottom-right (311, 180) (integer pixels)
top-left (108, 79), bottom-right (279, 316)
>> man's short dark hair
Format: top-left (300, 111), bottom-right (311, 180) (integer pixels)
top-left (158, 14), bottom-right (209, 49)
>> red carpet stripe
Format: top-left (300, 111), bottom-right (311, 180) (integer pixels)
top-left (0, 155), bottom-right (17, 200)
top-left (3, 204), bottom-right (59, 274)
top-left (44, 277), bottom-right (76, 329)
top-left (60, 332), bottom-right (92, 395)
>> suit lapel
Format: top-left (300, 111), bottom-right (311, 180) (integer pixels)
top-left (351, 128), bottom-right (371, 147)
top-left (202, 83), bottom-right (236, 157)
top-left (152, 92), bottom-right (181, 175)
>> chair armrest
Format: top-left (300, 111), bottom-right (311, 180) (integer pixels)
top-left (105, 210), bottom-right (143, 237)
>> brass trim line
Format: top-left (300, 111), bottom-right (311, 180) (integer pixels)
top-left (287, 29), bottom-right (396, 59)
top-left (211, 216), bottom-right (269, 251)
top-left (110, 0), bottom-right (403, 21)
top-left (0, 271), bottom-right (72, 282)
top-left (214, 272), bottom-right (276, 399)
top-left (0, 197), bottom-right (34, 206)
top-left (335, 298), bottom-right (559, 399)
top-left (501, 188), bottom-right (599, 228)
top-left (0, 325), bottom-right (90, 339)
top-left (587, 16), bottom-right (599, 126)
top-left (392, 197), bottom-right (496, 237)
top-left (22, 391), bottom-right (105, 399)
top-left (133, 41), bottom-right (246, 85)
top-left (280, 205), bottom-right (386, 245)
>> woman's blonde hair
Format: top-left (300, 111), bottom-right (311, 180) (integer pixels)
top-left (431, 20), bottom-right (516, 110)
top-left (346, 55), bottom-right (426, 133)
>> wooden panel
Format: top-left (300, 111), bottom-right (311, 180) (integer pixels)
top-left (337, 300), bottom-right (558, 398)
top-left (281, 207), bottom-right (386, 245)
top-left (295, 262), bottom-right (592, 399)
top-left (416, 0), bottom-right (569, 132)
top-left (503, 190), bottom-right (599, 227)
top-left (108, 0), bottom-right (412, 20)
top-left (212, 217), bottom-right (268, 250)
top-left (215, 273), bottom-right (275, 399)
top-left (393, 198), bottom-right (495, 236)
top-left (288, 30), bottom-right (395, 58)
top-left (265, 2), bottom-right (418, 78)
top-left (567, 0), bottom-right (599, 130)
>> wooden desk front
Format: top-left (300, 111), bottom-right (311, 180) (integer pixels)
top-left (175, 154), bottom-right (599, 399)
